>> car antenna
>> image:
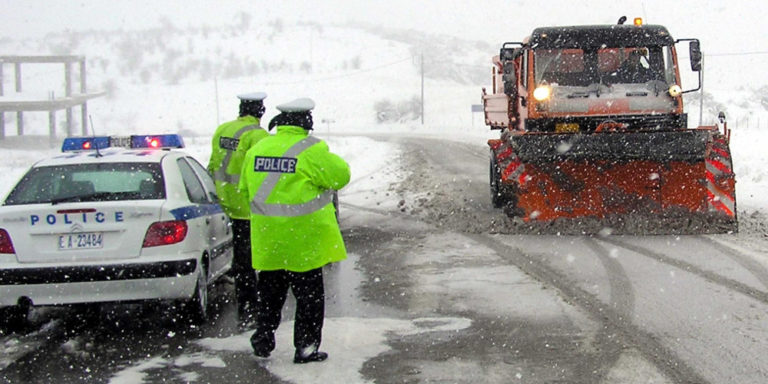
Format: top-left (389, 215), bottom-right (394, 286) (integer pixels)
top-left (89, 115), bottom-right (103, 158)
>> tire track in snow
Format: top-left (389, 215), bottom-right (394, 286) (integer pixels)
top-left (597, 236), bottom-right (768, 305)
top-left (582, 237), bottom-right (637, 322)
top-left (699, 236), bottom-right (768, 290)
top-left (468, 234), bottom-right (709, 384)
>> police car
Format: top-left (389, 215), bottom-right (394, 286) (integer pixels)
top-left (0, 134), bottom-right (233, 326)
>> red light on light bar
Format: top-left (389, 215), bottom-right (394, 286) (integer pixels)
top-left (149, 138), bottom-right (160, 148)
top-left (83, 141), bottom-right (92, 149)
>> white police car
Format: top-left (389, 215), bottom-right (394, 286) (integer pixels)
top-left (0, 134), bottom-right (233, 326)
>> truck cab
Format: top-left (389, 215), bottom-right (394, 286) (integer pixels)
top-left (484, 21), bottom-right (702, 133)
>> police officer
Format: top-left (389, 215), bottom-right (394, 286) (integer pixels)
top-left (240, 98), bottom-right (350, 364)
top-left (208, 92), bottom-right (269, 327)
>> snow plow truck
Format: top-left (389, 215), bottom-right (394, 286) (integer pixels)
top-left (483, 17), bottom-right (737, 234)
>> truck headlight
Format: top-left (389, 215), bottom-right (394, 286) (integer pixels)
top-left (668, 84), bottom-right (682, 97)
top-left (533, 85), bottom-right (552, 101)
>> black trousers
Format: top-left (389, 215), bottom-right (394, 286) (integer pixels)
top-left (250, 268), bottom-right (325, 353)
top-left (231, 219), bottom-right (258, 321)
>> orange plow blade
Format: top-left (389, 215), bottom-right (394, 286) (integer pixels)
top-left (494, 129), bottom-right (737, 234)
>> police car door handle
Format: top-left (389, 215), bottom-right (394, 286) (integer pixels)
top-left (205, 218), bottom-right (211, 225)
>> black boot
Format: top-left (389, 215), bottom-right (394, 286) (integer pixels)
top-left (250, 332), bottom-right (275, 358)
top-left (293, 350), bottom-right (328, 364)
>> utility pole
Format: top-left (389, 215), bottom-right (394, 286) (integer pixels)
top-left (321, 118), bottom-right (334, 134)
top-left (699, 54), bottom-right (704, 126)
top-left (214, 77), bottom-right (220, 126)
top-left (420, 53), bottom-right (424, 125)
top-left (310, 28), bottom-right (314, 73)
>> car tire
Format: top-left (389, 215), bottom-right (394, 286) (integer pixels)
top-left (72, 303), bottom-right (102, 326)
top-left (0, 304), bottom-right (29, 333)
top-left (185, 262), bottom-right (210, 325)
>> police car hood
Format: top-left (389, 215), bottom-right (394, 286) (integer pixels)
top-left (0, 200), bottom-right (163, 264)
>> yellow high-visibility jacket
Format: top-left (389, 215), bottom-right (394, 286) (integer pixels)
top-left (208, 116), bottom-right (268, 219)
top-left (240, 125), bottom-right (350, 272)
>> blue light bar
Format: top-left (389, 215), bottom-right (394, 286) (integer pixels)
top-left (61, 134), bottom-right (185, 152)
top-left (61, 136), bottom-right (111, 152)
top-left (131, 134), bottom-right (185, 149)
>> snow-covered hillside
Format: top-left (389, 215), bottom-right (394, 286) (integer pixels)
top-left (2, 0), bottom-right (768, 135)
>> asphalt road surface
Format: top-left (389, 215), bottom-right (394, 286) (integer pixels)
top-left (2, 134), bottom-right (768, 383)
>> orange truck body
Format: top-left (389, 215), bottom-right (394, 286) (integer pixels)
top-left (483, 21), bottom-right (737, 233)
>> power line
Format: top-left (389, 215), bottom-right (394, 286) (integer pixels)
top-left (705, 51), bottom-right (768, 57)
top-left (252, 56), bottom-right (414, 86)
top-left (221, 49), bottom-right (767, 88)
top-left (222, 55), bottom-right (488, 87)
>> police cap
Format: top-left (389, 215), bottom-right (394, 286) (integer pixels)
top-left (276, 98), bottom-right (315, 113)
top-left (237, 92), bottom-right (267, 101)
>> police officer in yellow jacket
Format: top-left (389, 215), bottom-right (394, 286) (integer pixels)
top-left (240, 97), bottom-right (350, 364)
top-left (208, 92), bottom-right (269, 326)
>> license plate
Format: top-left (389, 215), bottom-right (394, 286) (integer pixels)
top-left (58, 232), bottom-right (104, 250)
top-left (556, 123), bottom-right (579, 133)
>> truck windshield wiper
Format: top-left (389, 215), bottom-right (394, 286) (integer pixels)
top-left (568, 82), bottom-right (609, 99)
top-left (567, 92), bottom-right (590, 99)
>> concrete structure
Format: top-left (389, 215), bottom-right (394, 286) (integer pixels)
top-left (0, 55), bottom-right (104, 141)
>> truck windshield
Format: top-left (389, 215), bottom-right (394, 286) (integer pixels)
top-left (3, 163), bottom-right (165, 205)
top-left (534, 46), bottom-right (673, 87)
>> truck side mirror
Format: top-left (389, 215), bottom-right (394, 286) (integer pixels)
top-left (500, 48), bottom-right (516, 61)
top-left (689, 40), bottom-right (702, 72)
top-left (502, 62), bottom-right (517, 95)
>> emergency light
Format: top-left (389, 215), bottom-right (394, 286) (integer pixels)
top-left (62, 134), bottom-right (185, 152)
top-left (61, 136), bottom-right (111, 152)
top-left (131, 134), bottom-right (185, 149)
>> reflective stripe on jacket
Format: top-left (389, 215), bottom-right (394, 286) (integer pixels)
top-left (240, 125), bottom-right (350, 272)
top-left (208, 116), bottom-right (268, 219)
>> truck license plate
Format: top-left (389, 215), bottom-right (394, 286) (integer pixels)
top-left (58, 232), bottom-right (104, 250)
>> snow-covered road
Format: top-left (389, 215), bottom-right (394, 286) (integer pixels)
top-left (2, 132), bottom-right (768, 383)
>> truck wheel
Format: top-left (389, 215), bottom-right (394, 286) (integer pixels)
top-left (490, 158), bottom-right (504, 208)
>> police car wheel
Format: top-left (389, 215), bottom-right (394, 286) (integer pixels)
top-left (186, 263), bottom-right (210, 325)
top-left (72, 303), bottom-right (102, 325)
top-left (0, 305), bottom-right (29, 332)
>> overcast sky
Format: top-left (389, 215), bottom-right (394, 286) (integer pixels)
top-left (2, 0), bottom-right (765, 56)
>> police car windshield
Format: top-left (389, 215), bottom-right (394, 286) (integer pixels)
top-left (3, 163), bottom-right (165, 205)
